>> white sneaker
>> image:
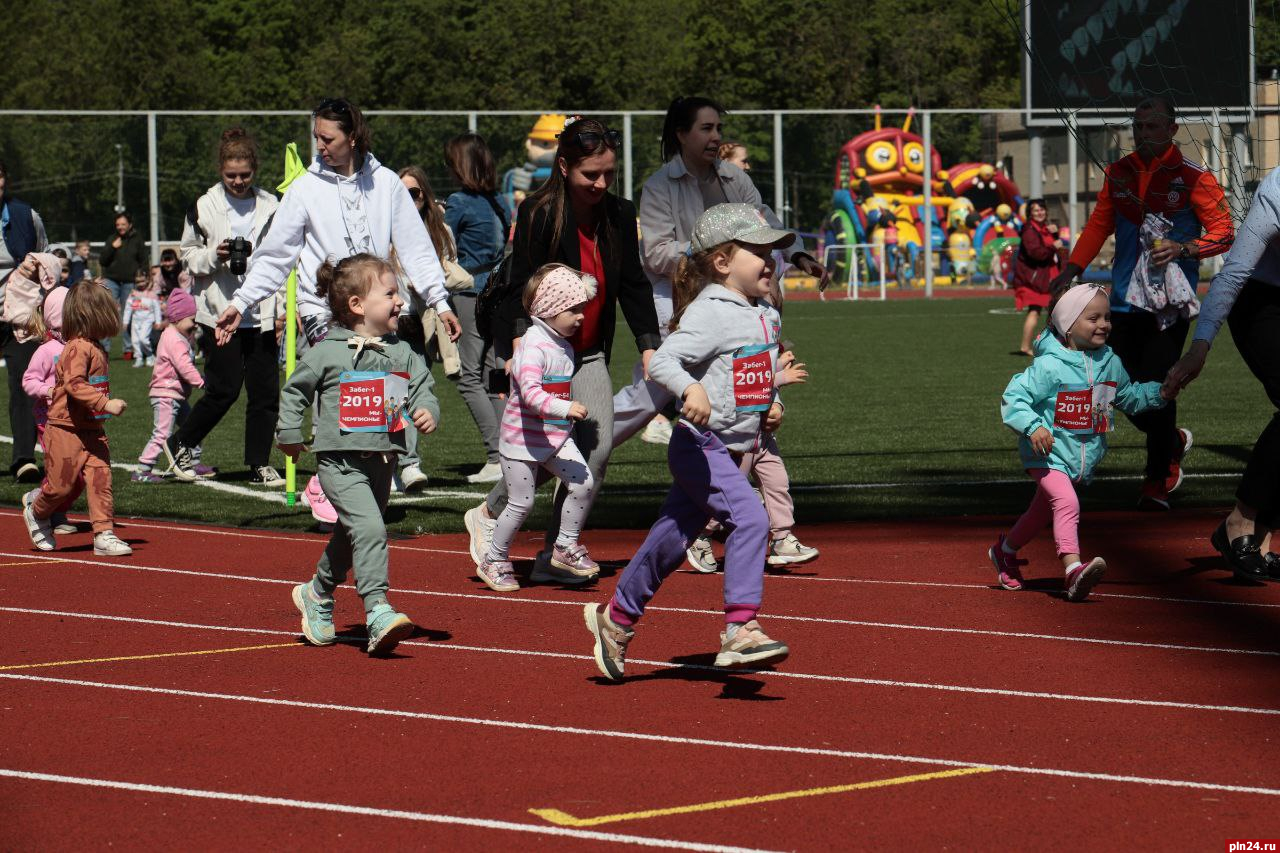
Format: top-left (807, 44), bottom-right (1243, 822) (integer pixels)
top-left (144, 357), bottom-right (155, 367)
top-left (463, 502), bottom-right (496, 566)
top-left (251, 465), bottom-right (286, 488)
top-left (466, 461), bottom-right (502, 484)
top-left (641, 417), bottom-right (673, 445)
top-left (23, 505), bottom-right (55, 552)
top-left (131, 359), bottom-right (145, 368)
top-left (767, 533), bottom-right (820, 566)
top-left (93, 530), bottom-right (133, 557)
top-left (399, 464), bottom-right (429, 493)
top-left (686, 534), bottom-right (722, 573)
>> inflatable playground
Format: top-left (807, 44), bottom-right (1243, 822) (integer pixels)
top-left (820, 109), bottom-right (1026, 289)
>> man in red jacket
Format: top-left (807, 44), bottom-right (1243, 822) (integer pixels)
top-left (1053, 96), bottom-right (1234, 510)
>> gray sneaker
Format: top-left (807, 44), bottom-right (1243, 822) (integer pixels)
top-left (714, 620), bottom-right (789, 669)
top-left (365, 602), bottom-right (414, 656)
top-left (23, 505), bottom-right (55, 552)
top-left (292, 582), bottom-right (336, 646)
top-left (767, 533), bottom-right (819, 566)
top-left (583, 603), bottom-right (634, 681)
top-left (686, 534), bottom-right (721, 573)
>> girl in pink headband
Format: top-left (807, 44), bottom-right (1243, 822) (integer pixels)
top-left (993, 283), bottom-right (1178, 600)
top-left (475, 263), bottom-right (601, 593)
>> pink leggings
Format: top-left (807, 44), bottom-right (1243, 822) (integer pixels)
top-left (1007, 468), bottom-right (1080, 557)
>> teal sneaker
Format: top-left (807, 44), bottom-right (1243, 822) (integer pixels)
top-left (292, 583), bottom-right (336, 646)
top-left (366, 603), bottom-right (414, 656)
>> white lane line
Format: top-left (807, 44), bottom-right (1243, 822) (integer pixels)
top-left (3, 553), bottom-right (1276, 658)
top-left (3, 606), bottom-right (1278, 717)
top-left (6, 673), bottom-right (1280, 798)
top-left (0, 768), bottom-right (768, 852)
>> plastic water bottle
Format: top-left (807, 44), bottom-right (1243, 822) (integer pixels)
top-left (1149, 237), bottom-right (1166, 288)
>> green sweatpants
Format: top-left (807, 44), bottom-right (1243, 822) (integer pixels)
top-left (313, 451), bottom-right (395, 611)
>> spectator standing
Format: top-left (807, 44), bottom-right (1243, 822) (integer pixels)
top-left (99, 211), bottom-right (148, 357)
top-left (1011, 199), bottom-right (1062, 356)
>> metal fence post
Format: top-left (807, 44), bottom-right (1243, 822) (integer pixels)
top-left (1067, 113), bottom-right (1079, 243)
top-left (1028, 127), bottom-right (1044, 198)
top-left (468, 112), bottom-right (478, 133)
top-left (623, 112), bottom-right (634, 200)
top-left (147, 111), bottom-right (160, 262)
top-left (923, 111), bottom-right (933, 297)
top-left (773, 112), bottom-right (784, 223)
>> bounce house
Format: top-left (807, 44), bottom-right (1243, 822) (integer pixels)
top-left (822, 110), bottom-right (1024, 287)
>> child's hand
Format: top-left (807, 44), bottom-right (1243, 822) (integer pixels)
top-left (775, 351), bottom-right (808, 387)
top-left (1029, 426), bottom-right (1054, 456)
top-left (412, 408), bottom-right (437, 434)
top-left (682, 383), bottom-right (712, 426)
top-left (567, 401), bottom-right (589, 421)
top-left (764, 402), bottom-right (784, 432)
top-left (277, 442), bottom-right (306, 461)
top-left (103, 398), bottom-right (127, 416)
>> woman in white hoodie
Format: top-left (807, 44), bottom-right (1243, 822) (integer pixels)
top-left (210, 99), bottom-right (460, 522)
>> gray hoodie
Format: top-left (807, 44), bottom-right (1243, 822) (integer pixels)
top-left (277, 324), bottom-right (439, 455)
top-left (647, 284), bottom-right (781, 452)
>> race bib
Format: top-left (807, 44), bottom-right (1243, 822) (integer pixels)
top-left (732, 344), bottom-right (775, 412)
top-left (89, 375), bottom-right (111, 420)
top-left (542, 373), bottom-right (572, 427)
top-left (1054, 381), bottom-right (1117, 435)
top-left (338, 371), bottom-right (409, 433)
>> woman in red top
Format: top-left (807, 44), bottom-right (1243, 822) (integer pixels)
top-left (1012, 198), bottom-right (1063, 355)
top-left (466, 117), bottom-right (662, 580)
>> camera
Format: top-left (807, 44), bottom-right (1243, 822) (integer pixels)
top-left (227, 237), bottom-right (252, 275)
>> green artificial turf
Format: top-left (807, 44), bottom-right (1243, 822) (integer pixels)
top-left (0, 297), bottom-right (1266, 534)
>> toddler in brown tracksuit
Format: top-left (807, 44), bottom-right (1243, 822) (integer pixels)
top-left (22, 281), bottom-right (132, 557)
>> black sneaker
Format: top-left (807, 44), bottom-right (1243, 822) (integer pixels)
top-left (250, 465), bottom-right (286, 488)
top-left (13, 462), bottom-right (41, 484)
top-left (1265, 552), bottom-right (1280, 582)
top-left (163, 441), bottom-right (198, 482)
top-left (1210, 521), bottom-right (1269, 581)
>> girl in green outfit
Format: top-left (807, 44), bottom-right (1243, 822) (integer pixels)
top-left (278, 254), bottom-right (440, 655)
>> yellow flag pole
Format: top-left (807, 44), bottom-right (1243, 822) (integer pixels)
top-left (277, 142), bottom-right (307, 508)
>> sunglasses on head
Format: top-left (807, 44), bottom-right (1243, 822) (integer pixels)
top-left (563, 129), bottom-right (622, 154)
top-left (407, 187), bottom-right (423, 201)
top-left (315, 98), bottom-right (351, 116)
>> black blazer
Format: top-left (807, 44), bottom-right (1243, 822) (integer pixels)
top-left (493, 192), bottom-right (661, 363)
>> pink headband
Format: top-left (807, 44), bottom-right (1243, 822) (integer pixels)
top-left (530, 266), bottom-right (597, 319)
top-left (1052, 284), bottom-right (1109, 336)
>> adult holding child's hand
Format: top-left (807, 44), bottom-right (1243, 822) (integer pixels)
top-left (1164, 167), bottom-right (1280, 582)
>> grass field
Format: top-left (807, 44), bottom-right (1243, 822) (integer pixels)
top-left (0, 296), bottom-right (1268, 534)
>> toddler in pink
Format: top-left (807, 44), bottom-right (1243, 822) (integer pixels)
top-left (136, 289), bottom-right (206, 483)
top-left (476, 264), bottom-right (600, 593)
top-left (20, 287), bottom-right (80, 532)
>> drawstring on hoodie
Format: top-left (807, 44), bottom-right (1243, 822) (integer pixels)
top-left (347, 335), bottom-right (386, 364)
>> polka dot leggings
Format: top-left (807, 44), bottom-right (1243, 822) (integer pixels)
top-left (487, 439), bottom-right (596, 562)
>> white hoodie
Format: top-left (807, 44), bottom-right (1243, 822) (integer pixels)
top-left (230, 152), bottom-right (449, 321)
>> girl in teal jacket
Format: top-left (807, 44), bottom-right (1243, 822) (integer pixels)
top-left (992, 284), bottom-right (1176, 601)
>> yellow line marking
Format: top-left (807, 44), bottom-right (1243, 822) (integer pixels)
top-left (0, 642), bottom-right (301, 671)
top-left (0, 559), bottom-right (68, 567)
top-left (529, 766), bottom-right (996, 827)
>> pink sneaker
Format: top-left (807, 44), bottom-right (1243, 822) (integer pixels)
top-left (550, 543), bottom-right (599, 577)
top-left (1065, 557), bottom-right (1106, 602)
top-left (301, 475), bottom-right (337, 526)
top-left (988, 534), bottom-right (1027, 591)
top-left (477, 558), bottom-right (520, 592)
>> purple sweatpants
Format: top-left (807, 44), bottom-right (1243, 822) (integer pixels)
top-left (610, 423), bottom-right (769, 626)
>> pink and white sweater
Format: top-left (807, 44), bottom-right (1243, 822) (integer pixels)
top-left (22, 337), bottom-right (65, 427)
top-left (150, 326), bottom-right (205, 400)
top-left (499, 318), bottom-right (576, 462)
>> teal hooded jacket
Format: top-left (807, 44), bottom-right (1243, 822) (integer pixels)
top-left (1001, 329), bottom-right (1166, 484)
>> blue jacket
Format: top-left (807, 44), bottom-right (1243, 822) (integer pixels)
top-left (444, 191), bottom-right (506, 293)
top-left (1001, 330), bottom-right (1165, 483)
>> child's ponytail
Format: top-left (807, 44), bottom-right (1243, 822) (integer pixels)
top-left (315, 253), bottom-right (393, 328)
top-left (669, 242), bottom-right (737, 332)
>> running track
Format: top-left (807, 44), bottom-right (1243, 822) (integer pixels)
top-left (2, 506), bottom-right (1278, 849)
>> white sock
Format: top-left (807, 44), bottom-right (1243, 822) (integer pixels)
top-left (1064, 560), bottom-right (1083, 575)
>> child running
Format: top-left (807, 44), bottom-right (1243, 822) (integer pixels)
top-left (476, 263), bottom-right (600, 593)
top-left (584, 203), bottom-right (793, 680)
top-left (22, 281), bottom-right (132, 556)
top-left (20, 286), bottom-right (80, 536)
top-left (277, 254), bottom-right (439, 656)
top-left (134, 289), bottom-right (205, 483)
top-left (992, 282), bottom-right (1176, 600)
top-left (122, 267), bottom-right (162, 367)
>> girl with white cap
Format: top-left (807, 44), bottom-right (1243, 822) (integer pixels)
top-left (992, 283), bottom-right (1177, 601)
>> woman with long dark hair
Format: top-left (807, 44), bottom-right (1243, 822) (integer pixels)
top-left (1011, 198), bottom-right (1062, 356)
top-left (464, 116), bottom-right (661, 582)
top-left (612, 96), bottom-right (828, 447)
top-left (443, 133), bottom-right (509, 484)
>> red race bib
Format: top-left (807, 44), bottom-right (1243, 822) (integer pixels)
top-left (542, 374), bottom-right (572, 426)
top-left (338, 371), bottom-right (409, 433)
top-left (89, 375), bottom-right (111, 420)
top-left (1054, 382), bottom-right (1117, 434)
top-left (732, 345), bottom-right (774, 412)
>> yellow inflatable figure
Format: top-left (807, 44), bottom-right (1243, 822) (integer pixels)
top-left (502, 114), bottom-right (565, 211)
